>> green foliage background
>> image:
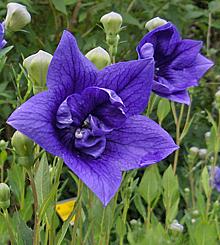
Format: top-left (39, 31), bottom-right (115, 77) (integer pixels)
top-left (0, 0), bottom-right (220, 244)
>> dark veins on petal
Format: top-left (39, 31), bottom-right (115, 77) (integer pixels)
top-left (56, 87), bottom-right (127, 158)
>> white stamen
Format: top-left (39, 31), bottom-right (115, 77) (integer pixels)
top-left (75, 128), bottom-right (83, 139)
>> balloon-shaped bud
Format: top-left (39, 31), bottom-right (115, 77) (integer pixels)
top-left (0, 183), bottom-right (10, 210)
top-left (100, 12), bottom-right (122, 35)
top-left (11, 131), bottom-right (34, 168)
top-left (23, 50), bottom-right (52, 94)
top-left (215, 90), bottom-right (220, 109)
top-left (198, 148), bottom-right (207, 160)
top-left (4, 3), bottom-right (31, 32)
top-left (85, 47), bottom-right (111, 69)
top-left (145, 17), bottom-right (167, 31)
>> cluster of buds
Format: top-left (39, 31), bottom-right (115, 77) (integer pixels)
top-left (23, 50), bottom-right (53, 94)
top-left (11, 131), bottom-right (34, 168)
top-left (3, 3), bottom-right (31, 32)
top-left (0, 183), bottom-right (10, 210)
top-left (100, 12), bottom-right (122, 60)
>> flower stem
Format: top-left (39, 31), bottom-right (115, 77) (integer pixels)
top-left (3, 209), bottom-right (16, 245)
top-left (27, 168), bottom-right (40, 245)
top-left (98, 208), bottom-right (106, 245)
top-left (71, 179), bottom-right (83, 244)
top-left (171, 103), bottom-right (184, 174)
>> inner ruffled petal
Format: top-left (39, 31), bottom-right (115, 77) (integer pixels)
top-left (55, 86), bottom-right (126, 158)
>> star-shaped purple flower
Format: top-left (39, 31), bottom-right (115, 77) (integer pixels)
top-left (7, 31), bottom-right (178, 205)
top-left (0, 23), bottom-right (6, 49)
top-left (137, 22), bottom-right (214, 104)
top-left (210, 166), bottom-right (220, 192)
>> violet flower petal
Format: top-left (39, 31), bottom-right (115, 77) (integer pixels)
top-left (96, 58), bottom-right (154, 116)
top-left (105, 115), bottom-right (178, 171)
top-left (47, 31), bottom-right (98, 98)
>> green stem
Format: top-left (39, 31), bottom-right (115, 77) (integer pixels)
top-left (146, 94), bottom-right (158, 117)
top-left (206, 12), bottom-right (212, 57)
top-left (3, 209), bottom-right (16, 245)
top-left (71, 180), bottom-right (83, 244)
top-left (0, 165), bottom-right (3, 182)
top-left (98, 208), bottom-right (106, 245)
top-left (171, 103), bottom-right (184, 174)
top-left (27, 168), bottom-right (40, 245)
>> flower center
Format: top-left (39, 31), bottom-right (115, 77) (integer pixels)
top-left (74, 115), bottom-right (112, 158)
top-left (55, 87), bottom-right (127, 159)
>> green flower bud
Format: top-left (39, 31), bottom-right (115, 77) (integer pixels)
top-left (145, 17), bottom-right (167, 31)
top-left (169, 220), bottom-right (184, 232)
top-left (215, 90), bottom-right (220, 109)
top-left (85, 47), bottom-right (111, 70)
top-left (192, 210), bottom-right (199, 217)
top-left (201, 149), bottom-right (208, 159)
top-left (0, 183), bottom-right (10, 210)
top-left (23, 50), bottom-right (52, 94)
top-left (189, 146), bottom-right (199, 156)
top-left (4, 3), bottom-right (31, 32)
top-left (0, 140), bottom-right (7, 150)
top-left (184, 187), bottom-right (190, 193)
top-left (100, 12), bottom-right (122, 35)
top-left (199, 148), bottom-right (207, 160)
top-left (191, 218), bottom-right (196, 224)
top-left (205, 131), bottom-right (211, 146)
top-left (11, 131), bottom-right (34, 167)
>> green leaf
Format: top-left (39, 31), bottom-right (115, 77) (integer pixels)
top-left (157, 98), bottom-right (170, 125)
top-left (209, 0), bottom-right (220, 13)
top-left (0, 46), bottom-right (13, 59)
top-left (162, 165), bottom-right (179, 224)
top-left (116, 216), bottom-right (126, 237)
top-left (138, 165), bottom-right (162, 205)
top-left (8, 164), bottom-right (25, 205)
top-left (13, 212), bottom-right (33, 245)
top-left (122, 13), bottom-right (142, 28)
top-left (134, 194), bottom-right (146, 219)
top-left (34, 153), bottom-right (51, 208)
top-left (51, 0), bottom-right (67, 15)
top-left (188, 221), bottom-right (218, 245)
top-left (201, 166), bottom-right (211, 198)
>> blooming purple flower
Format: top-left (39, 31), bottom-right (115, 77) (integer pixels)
top-left (137, 22), bottom-right (214, 104)
top-left (0, 23), bottom-right (6, 49)
top-left (210, 166), bottom-right (220, 192)
top-left (7, 31), bottom-right (178, 205)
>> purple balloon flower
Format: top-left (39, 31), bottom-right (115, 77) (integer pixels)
top-left (137, 22), bottom-right (214, 105)
top-left (0, 23), bottom-right (6, 49)
top-left (210, 166), bottom-right (220, 192)
top-left (7, 31), bottom-right (178, 205)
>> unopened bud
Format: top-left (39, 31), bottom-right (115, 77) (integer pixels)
top-left (100, 12), bottom-right (122, 35)
top-left (192, 210), bottom-right (199, 216)
top-left (189, 147), bottom-right (199, 156)
top-left (184, 187), bottom-right (190, 193)
top-left (4, 3), bottom-right (31, 32)
top-left (11, 131), bottom-right (34, 168)
top-left (169, 220), bottom-right (184, 232)
top-left (0, 183), bottom-right (10, 210)
top-left (199, 148), bottom-right (207, 160)
top-left (215, 90), bottom-right (220, 109)
top-left (205, 131), bottom-right (211, 146)
top-left (191, 218), bottom-right (196, 224)
top-left (0, 140), bottom-right (7, 150)
top-left (85, 47), bottom-right (111, 69)
top-left (23, 50), bottom-right (52, 94)
top-left (145, 17), bottom-right (167, 31)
